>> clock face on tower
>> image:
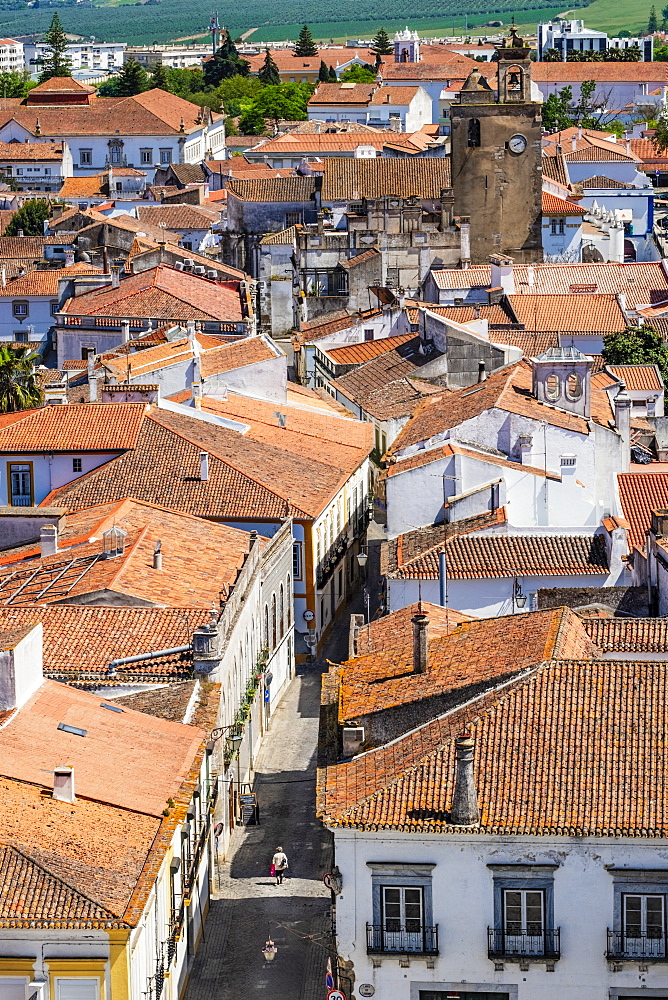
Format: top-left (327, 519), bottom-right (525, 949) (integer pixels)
top-left (508, 133), bottom-right (528, 154)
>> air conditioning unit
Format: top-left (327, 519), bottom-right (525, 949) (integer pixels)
top-left (207, 269), bottom-right (218, 279)
top-left (342, 726), bottom-right (364, 757)
top-left (173, 261), bottom-right (185, 271)
top-left (193, 265), bottom-right (206, 276)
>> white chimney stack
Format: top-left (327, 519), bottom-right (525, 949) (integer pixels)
top-left (200, 451), bottom-right (209, 481)
top-left (40, 523), bottom-right (58, 557)
top-left (121, 320), bottom-right (130, 344)
top-left (89, 375), bottom-right (98, 402)
top-left (153, 539), bottom-right (162, 570)
top-left (53, 766), bottom-right (75, 804)
top-left (111, 266), bottom-right (121, 289)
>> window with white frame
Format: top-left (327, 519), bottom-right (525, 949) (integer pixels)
top-left (12, 301), bottom-right (28, 317)
top-left (140, 148), bottom-right (153, 164)
top-left (367, 862), bottom-right (436, 955)
top-left (550, 217), bottom-right (565, 236)
top-left (80, 149), bottom-right (92, 165)
top-left (489, 863), bottom-right (558, 958)
top-left (160, 148), bottom-right (172, 164)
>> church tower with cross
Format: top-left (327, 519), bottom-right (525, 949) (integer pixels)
top-left (450, 26), bottom-right (543, 264)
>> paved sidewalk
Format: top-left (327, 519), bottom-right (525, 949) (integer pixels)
top-left (184, 661), bottom-right (335, 1000)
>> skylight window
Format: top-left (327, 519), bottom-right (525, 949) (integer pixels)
top-left (57, 722), bottom-right (87, 737)
top-left (100, 702), bottom-right (124, 713)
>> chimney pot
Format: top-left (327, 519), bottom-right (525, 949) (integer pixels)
top-left (412, 613), bottom-right (429, 673)
top-left (449, 734), bottom-right (480, 826)
top-left (477, 360), bottom-right (487, 382)
top-left (111, 266), bottom-right (121, 289)
top-left (40, 523), bottom-right (58, 558)
top-left (121, 320), bottom-right (130, 344)
top-left (153, 539), bottom-right (162, 570)
top-left (200, 451), bottom-right (209, 481)
top-left (89, 374), bottom-right (98, 402)
top-left (53, 765), bottom-right (75, 804)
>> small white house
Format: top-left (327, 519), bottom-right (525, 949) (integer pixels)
top-left (307, 82), bottom-right (433, 132)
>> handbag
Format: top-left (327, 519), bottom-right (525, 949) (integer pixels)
top-left (270, 863), bottom-right (276, 876)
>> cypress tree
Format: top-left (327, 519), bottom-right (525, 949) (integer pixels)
top-left (258, 48), bottom-right (280, 86)
top-left (203, 31), bottom-right (250, 86)
top-left (318, 59), bottom-right (329, 82)
top-left (150, 61), bottom-right (171, 91)
top-left (649, 5), bottom-right (658, 31)
top-left (37, 14), bottom-right (72, 82)
top-left (116, 57), bottom-right (149, 96)
top-left (295, 24), bottom-right (317, 57)
top-left (328, 65), bottom-right (338, 82)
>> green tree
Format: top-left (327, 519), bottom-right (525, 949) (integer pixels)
top-left (649, 4), bottom-right (658, 31)
top-left (0, 345), bottom-right (43, 413)
top-left (37, 13), bottom-right (71, 83)
top-left (318, 59), bottom-right (330, 82)
top-left (543, 48), bottom-right (561, 61)
top-left (96, 77), bottom-right (121, 96)
top-left (258, 48), bottom-right (280, 86)
top-left (115, 57), bottom-right (149, 96)
top-left (542, 85), bottom-right (574, 130)
top-left (167, 67), bottom-right (204, 95)
top-left (294, 24), bottom-right (317, 57)
top-left (5, 199), bottom-right (50, 236)
top-left (150, 61), bottom-right (171, 91)
top-left (602, 325), bottom-right (668, 400)
top-left (237, 105), bottom-right (266, 134)
top-left (253, 83), bottom-right (310, 126)
top-left (203, 31), bottom-right (250, 86)
top-left (663, 4), bottom-right (668, 25)
top-left (371, 26), bottom-right (393, 57)
top-left (0, 70), bottom-right (33, 98)
top-left (328, 65), bottom-right (338, 82)
top-left (340, 63), bottom-right (376, 82)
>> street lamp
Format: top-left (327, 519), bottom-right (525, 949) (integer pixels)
top-left (512, 577), bottom-right (527, 611)
top-left (211, 725), bottom-right (243, 754)
top-left (357, 548), bottom-right (370, 623)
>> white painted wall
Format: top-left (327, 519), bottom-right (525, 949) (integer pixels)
top-left (331, 827), bottom-right (668, 1000)
top-left (0, 452), bottom-right (118, 507)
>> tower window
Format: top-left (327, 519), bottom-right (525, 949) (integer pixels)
top-left (468, 118), bottom-right (481, 148)
top-left (551, 218), bottom-right (565, 235)
top-left (545, 373), bottom-right (560, 401)
top-left (506, 64), bottom-right (523, 97)
top-left (566, 373), bottom-right (582, 401)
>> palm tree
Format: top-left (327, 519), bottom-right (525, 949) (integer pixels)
top-left (0, 345), bottom-right (44, 412)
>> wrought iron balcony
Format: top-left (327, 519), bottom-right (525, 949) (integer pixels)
top-left (366, 923), bottom-right (438, 955)
top-left (607, 930), bottom-right (668, 961)
top-left (488, 927), bottom-right (561, 960)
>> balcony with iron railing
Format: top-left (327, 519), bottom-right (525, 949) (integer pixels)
top-left (366, 923), bottom-right (439, 955)
top-left (607, 930), bottom-right (668, 961)
top-left (488, 927), bottom-right (561, 961)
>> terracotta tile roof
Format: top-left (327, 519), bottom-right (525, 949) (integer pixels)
top-left (541, 152), bottom-right (569, 186)
top-left (0, 677), bottom-right (204, 815)
top-left (258, 225), bottom-right (297, 246)
top-left (533, 62), bottom-right (668, 83)
top-left (441, 532), bottom-right (609, 579)
top-left (169, 389), bottom-right (372, 470)
top-left (380, 56), bottom-right (482, 81)
top-left (339, 247), bottom-right (380, 270)
top-left (323, 333), bottom-right (416, 366)
top-left (0, 842), bottom-right (122, 927)
top-left (58, 174), bottom-right (108, 198)
top-left (0, 262), bottom-right (101, 297)
top-left (318, 657), bottom-right (668, 834)
top-left (331, 336), bottom-right (444, 420)
top-left (248, 131), bottom-right (428, 155)
top-left (429, 262), bottom-right (668, 307)
top-left (0, 141), bottom-right (62, 162)
top-left (417, 302), bottom-right (515, 325)
top-left (506, 293), bottom-right (626, 333)
top-left (389, 359), bottom-right (613, 456)
top-left (630, 137), bottom-right (668, 166)
top-left (0, 498), bottom-right (255, 609)
top-left (607, 364), bottom-right (663, 391)
top-left (135, 204), bottom-right (220, 230)
top-left (29, 76), bottom-right (95, 96)
top-left (225, 175), bottom-right (316, 203)
top-left (309, 82), bottom-right (377, 105)
top-left (580, 174), bottom-right (636, 189)
top-left (293, 309), bottom-right (384, 347)
top-left (353, 601), bottom-right (475, 656)
top-left (245, 47), bottom-right (377, 73)
top-left (487, 328), bottom-right (558, 355)
top-left (369, 86), bottom-right (422, 105)
top-left (339, 606), bottom-right (598, 721)
top-left (101, 337), bottom-right (195, 379)
top-left (618, 471), bottom-right (668, 549)
top-left (114, 679), bottom-right (197, 722)
top-left (0, 604), bottom-right (208, 682)
top-left (564, 144), bottom-right (637, 163)
top-left (583, 617), bottom-right (668, 652)
top-left (321, 158), bottom-right (452, 200)
top-left (0, 236), bottom-right (51, 258)
top-left (0, 775), bottom-right (159, 922)
top-left (199, 335), bottom-right (279, 377)
top-left (0, 401), bottom-right (146, 452)
top-left (61, 265), bottom-right (244, 324)
top-left (45, 405), bottom-right (370, 520)
top-left (542, 191), bottom-right (587, 215)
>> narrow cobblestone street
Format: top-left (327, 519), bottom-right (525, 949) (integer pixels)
top-left (184, 596), bottom-right (361, 1000)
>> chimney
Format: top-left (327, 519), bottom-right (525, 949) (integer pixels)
top-left (53, 766), bottom-right (75, 804)
top-left (477, 360), bottom-right (487, 382)
top-left (89, 375), bottom-right (98, 402)
top-left (121, 320), bottom-right (130, 344)
top-left (153, 539), bottom-right (162, 570)
top-left (87, 350), bottom-right (95, 381)
top-left (187, 319), bottom-right (196, 347)
top-left (64, 249), bottom-right (75, 267)
top-left (449, 734), bottom-right (480, 826)
top-left (577, 124), bottom-right (582, 140)
top-left (111, 265), bottom-right (121, 289)
top-left (191, 380), bottom-right (202, 408)
top-left (200, 451), bottom-right (209, 481)
top-left (489, 253), bottom-right (515, 295)
top-left (17, 228), bottom-right (23, 238)
top-left (459, 216), bottom-right (471, 268)
top-left (412, 613), bottom-right (429, 673)
top-left (40, 523), bottom-right (58, 557)
top-left (614, 380), bottom-right (631, 473)
top-left (571, 134), bottom-right (577, 151)
top-left (626, 138), bottom-right (631, 156)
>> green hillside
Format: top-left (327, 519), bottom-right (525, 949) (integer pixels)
top-left (568, 0), bottom-right (656, 35)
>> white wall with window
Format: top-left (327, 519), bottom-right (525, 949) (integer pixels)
top-left (330, 829), bottom-right (668, 1000)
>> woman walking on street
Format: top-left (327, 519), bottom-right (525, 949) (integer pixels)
top-left (272, 846), bottom-right (289, 885)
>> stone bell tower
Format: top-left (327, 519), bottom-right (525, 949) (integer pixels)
top-left (451, 27), bottom-right (543, 264)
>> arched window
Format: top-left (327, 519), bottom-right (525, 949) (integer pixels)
top-left (467, 118), bottom-right (481, 148)
top-left (263, 604), bottom-right (269, 649)
top-left (279, 584), bottom-right (285, 640)
top-left (271, 594), bottom-right (277, 649)
top-left (566, 372), bottom-right (582, 401)
top-left (401, 48), bottom-right (409, 62)
top-left (545, 373), bottom-right (560, 400)
top-left (506, 65), bottom-right (523, 94)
